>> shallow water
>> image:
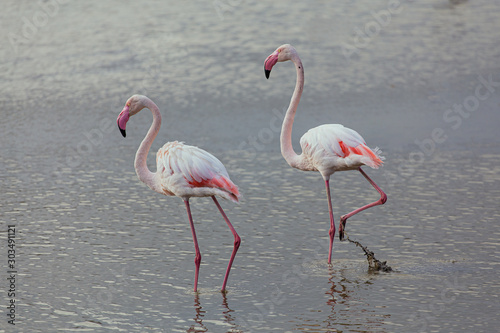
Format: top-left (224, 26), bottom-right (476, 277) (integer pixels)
top-left (1, 0), bottom-right (500, 332)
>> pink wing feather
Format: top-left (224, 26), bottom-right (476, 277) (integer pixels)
top-left (300, 124), bottom-right (384, 169)
top-left (159, 141), bottom-right (240, 201)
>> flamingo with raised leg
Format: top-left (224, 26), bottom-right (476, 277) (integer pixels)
top-left (117, 95), bottom-right (241, 292)
top-left (264, 44), bottom-right (387, 264)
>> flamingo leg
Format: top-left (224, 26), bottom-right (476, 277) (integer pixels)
top-left (212, 196), bottom-right (241, 292)
top-left (338, 167), bottom-right (387, 241)
top-left (184, 199), bottom-right (202, 292)
top-left (325, 179), bottom-right (335, 265)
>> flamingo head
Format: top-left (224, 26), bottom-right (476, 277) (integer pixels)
top-left (117, 95), bottom-right (147, 138)
top-left (264, 44), bottom-right (297, 79)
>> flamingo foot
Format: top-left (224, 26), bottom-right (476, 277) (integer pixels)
top-left (339, 216), bottom-right (347, 241)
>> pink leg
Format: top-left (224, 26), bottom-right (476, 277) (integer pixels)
top-left (184, 199), bottom-right (201, 292)
top-left (338, 167), bottom-right (387, 241)
top-left (212, 196), bottom-right (241, 292)
top-left (325, 179), bottom-right (335, 265)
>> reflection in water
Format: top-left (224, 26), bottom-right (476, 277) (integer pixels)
top-left (187, 294), bottom-right (207, 333)
top-left (221, 293), bottom-right (240, 332)
top-left (324, 269), bottom-right (351, 332)
top-left (186, 294), bottom-right (242, 333)
top-left (326, 269), bottom-right (348, 308)
top-left (318, 268), bottom-right (389, 332)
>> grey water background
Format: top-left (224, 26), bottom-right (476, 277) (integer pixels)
top-left (1, 0), bottom-right (500, 332)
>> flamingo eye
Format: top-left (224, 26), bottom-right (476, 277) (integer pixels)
top-left (127, 102), bottom-right (131, 107)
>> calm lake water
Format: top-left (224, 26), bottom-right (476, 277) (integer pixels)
top-left (1, 0), bottom-right (499, 332)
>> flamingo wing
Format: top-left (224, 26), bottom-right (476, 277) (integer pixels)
top-left (300, 124), bottom-right (384, 169)
top-left (158, 141), bottom-right (240, 201)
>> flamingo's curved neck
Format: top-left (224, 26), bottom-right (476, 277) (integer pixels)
top-left (135, 98), bottom-right (161, 190)
top-left (281, 54), bottom-right (304, 168)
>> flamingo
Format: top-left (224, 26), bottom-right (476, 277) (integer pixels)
top-left (264, 44), bottom-right (387, 264)
top-left (116, 95), bottom-right (241, 292)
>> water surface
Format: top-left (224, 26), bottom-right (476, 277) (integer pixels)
top-left (1, 0), bottom-right (499, 332)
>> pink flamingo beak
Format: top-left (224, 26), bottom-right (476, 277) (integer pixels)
top-left (264, 50), bottom-right (279, 79)
top-left (117, 105), bottom-right (130, 137)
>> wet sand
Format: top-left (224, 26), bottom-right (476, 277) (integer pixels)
top-left (1, 0), bottom-right (500, 332)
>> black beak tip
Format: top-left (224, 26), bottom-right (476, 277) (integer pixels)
top-left (119, 125), bottom-right (126, 138)
top-left (265, 69), bottom-right (271, 79)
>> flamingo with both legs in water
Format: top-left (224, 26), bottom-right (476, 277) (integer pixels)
top-left (117, 94), bottom-right (241, 292)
